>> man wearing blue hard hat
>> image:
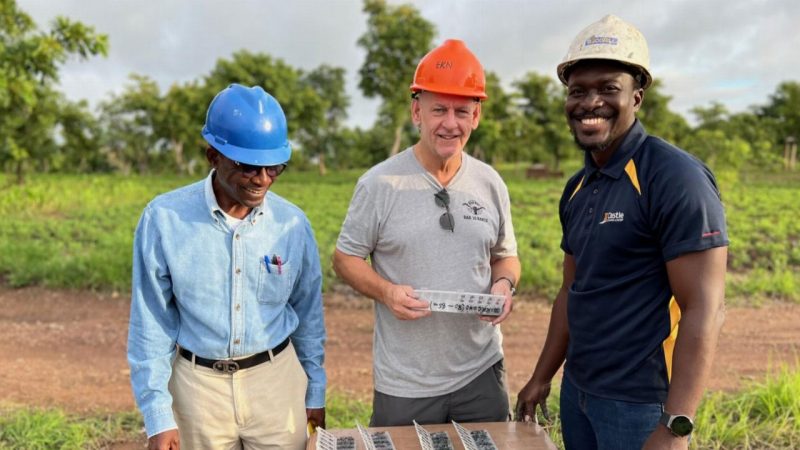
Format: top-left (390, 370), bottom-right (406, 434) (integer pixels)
top-left (128, 84), bottom-right (326, 450)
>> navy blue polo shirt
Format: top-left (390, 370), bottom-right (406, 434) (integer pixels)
top-left (559, 120), bottom-right (728, 403)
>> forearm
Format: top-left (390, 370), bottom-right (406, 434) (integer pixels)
top-left (490, 255), bottom-right (521, 288)
top-left (332, 248), bottom-right (392, 303)
top-left (664, 300), bottom-right (725, 415)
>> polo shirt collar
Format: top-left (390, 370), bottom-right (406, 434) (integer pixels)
top-left (582, 120), bottom-right (648, 180)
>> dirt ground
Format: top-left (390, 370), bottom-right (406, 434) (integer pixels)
top-left (1, 286), bottom-right (799, 446)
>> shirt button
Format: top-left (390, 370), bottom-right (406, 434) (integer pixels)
top-left (235, 304), bottom-right (241, 311)
top-left (235, 234), bottom-right (240, 240)
top-left (235, 268), bottom-right (241, 274)
top-left (234, 339), bottom-right (240, 345)
top-left (588, 208), bottom-right (593, 214)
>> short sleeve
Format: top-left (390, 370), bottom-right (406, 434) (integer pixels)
top-left (336, 181), bottom-right (379, 259)
top-left (490, 183), bottom-right (518, 258)
top-left (651, 161), bottom-right (729, 261)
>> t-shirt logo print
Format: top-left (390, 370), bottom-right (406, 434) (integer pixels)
top-left (462, 200), bottom-right (485, 215)
top-left (462, 200), bottom-right (490, 224)
top-left (599, 211), bottom-right (624, 224)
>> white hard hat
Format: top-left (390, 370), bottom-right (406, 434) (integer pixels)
top-left (557, 14), bottom-right (652, 89)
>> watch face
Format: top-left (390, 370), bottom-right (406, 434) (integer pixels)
top-left (671, 416), bottom-right (694, 437)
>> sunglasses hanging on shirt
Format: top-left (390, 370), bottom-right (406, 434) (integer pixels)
top-left (434, 188), bottom-right (455, 232)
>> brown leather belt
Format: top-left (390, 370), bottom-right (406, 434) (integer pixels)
top-left (179, 337), bottom-right (290, 373)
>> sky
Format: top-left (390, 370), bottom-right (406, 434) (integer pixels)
top-left (18, 0), bottom-right (800, 128)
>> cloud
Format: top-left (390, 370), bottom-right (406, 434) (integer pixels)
top-left (18, 0), bottom-right (800, 128)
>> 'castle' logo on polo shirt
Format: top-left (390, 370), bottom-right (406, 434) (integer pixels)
top-left (599, 211), bottom-right (624, 224)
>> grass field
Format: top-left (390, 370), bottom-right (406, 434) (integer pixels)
top-left (2, 365), bottom-right (798, 449)
top-left (0, 168), bottom-right (798, 303)
top-left (1, 168), bottom-right (798, 448)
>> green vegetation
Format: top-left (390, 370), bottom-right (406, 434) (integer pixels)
top-left (0, 408), bottom-right (141, 450)
top-left (534, 364), bottom-right (800, 449)
top-left (1, 170), bottom-right (798, 303)
top-left (3, 368), bottom-right (798, 449)
top-left (326, 391), bottom-right (372, 429)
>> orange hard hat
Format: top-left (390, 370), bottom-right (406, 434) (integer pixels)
top-left (410, 39), bottom-right (487, 100)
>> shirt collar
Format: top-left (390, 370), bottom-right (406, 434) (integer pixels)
top-left (203, 169), bottom-right (266, 219)
top-left (582, 120), bottom-right (648, 180)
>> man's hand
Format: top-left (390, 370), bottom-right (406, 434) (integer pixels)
top-left (381, 284), bottom-right (430, 320)
top-left (642, 423), bottom-right (689, 450)
top-left (307, 407), bottom-right (326, 431)
top-left (514, 378), bottom-right (552, 424)
top-left (148, 429), bottom-right (179, 450)
top-left (481, 278), bottom-right (514, 325)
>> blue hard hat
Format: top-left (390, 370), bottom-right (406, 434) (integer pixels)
top-left (201, 84), bottom-right (292, 165)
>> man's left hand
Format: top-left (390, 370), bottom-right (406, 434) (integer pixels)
top-left (307, 407), bottom-right (326, 431)
top-left (481, 279), bottom-right (514, 325)
top-left (642, 425), bottom-right (689, 450)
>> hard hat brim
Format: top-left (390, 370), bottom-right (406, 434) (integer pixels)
top-left (410, 84), bottom-right (488, 100)
top-left (203, 129), bottom-right (292, 166)
top-left (557, 58), bottom-right (652, 90)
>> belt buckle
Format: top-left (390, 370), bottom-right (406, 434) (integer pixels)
top-left (212, 359), bottom-right (240, 373)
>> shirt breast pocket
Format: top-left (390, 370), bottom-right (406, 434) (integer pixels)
top-left (257, 260), bottom-right (294, 305)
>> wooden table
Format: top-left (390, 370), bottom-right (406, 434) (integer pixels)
top-left (307, 421), bottom-right (557, 450)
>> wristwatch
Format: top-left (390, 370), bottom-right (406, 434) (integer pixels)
top-left (659, 411), bottom-right (694, 437)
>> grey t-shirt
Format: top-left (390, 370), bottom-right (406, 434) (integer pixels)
top-left (337, 147), bottom-right (517, 397)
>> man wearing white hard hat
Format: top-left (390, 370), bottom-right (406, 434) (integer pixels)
top-left (516, 15), bottom-right (728, 449)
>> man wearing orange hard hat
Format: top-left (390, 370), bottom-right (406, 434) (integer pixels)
top-left (334, 39), bottom-right (520, 426)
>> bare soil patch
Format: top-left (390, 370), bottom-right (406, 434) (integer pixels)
top-left (1, 287), bottom-right (798, 444)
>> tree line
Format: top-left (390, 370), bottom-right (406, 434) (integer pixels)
top-left (2, 0), bottom-right (798, 184)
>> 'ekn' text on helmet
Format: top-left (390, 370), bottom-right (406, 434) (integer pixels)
top-left (410, 39), bottom-right (487, 100)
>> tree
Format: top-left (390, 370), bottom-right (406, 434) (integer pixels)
top-left (357, 0), bottom-right (435, 157)
top-left (99, 74), bottom-right (162, 174)
top-left (302, 65), bottom-right (349, 175)
top-left (56, 97), bottom-right (108, 172)
top-left (758, 81), bottom-right (800, 169)
top-left (159, 81), bottom-right (207, 174)
top-left (0, 0), bottom-right (107, 183)
top-left (637, 80), bottom-right (690, 147)
top-left (468, 72), bottom-right (513, 163)
top-left (512, 72), bottom-right (573, 169)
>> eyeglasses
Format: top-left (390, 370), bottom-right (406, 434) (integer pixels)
top-left (434, 188), bottom-right (455, 232)
top-left (232, 160), bottom-right (287, 178)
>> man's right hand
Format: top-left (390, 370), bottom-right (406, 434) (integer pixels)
top-left (381, 284), bottom-right (431, 320)
top-left (149, 429), bottom-right (179, 450)
top-left (515, 378), bottom-right (552, 424)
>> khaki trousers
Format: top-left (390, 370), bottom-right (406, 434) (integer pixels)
top-left (169, 342), bottom-right (308, 450)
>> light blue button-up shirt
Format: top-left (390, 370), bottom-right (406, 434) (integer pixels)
top-left (128, 171), bottom-right (326, 437)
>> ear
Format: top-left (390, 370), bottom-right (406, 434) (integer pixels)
top-left (410, 97), bottom-right (422, 127)
top-left (471, 101), bottom-right (482, 130)
top-left (206, 147), bottom-right (220, 167)
top-left (633, 88), bottom-right (644, 112)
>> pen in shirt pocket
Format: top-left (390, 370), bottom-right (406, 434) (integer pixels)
top-left (263, 255), bottom-right (271, 274)
top-left (271, 254), bottom-right (283, 274)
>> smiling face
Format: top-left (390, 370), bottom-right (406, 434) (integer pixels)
top-left (206, 147), bottom-right (275, 219)
top-left (412, 91), bottom-right (481, 162)
top-left (564, 60), bottom-right (644, 166)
